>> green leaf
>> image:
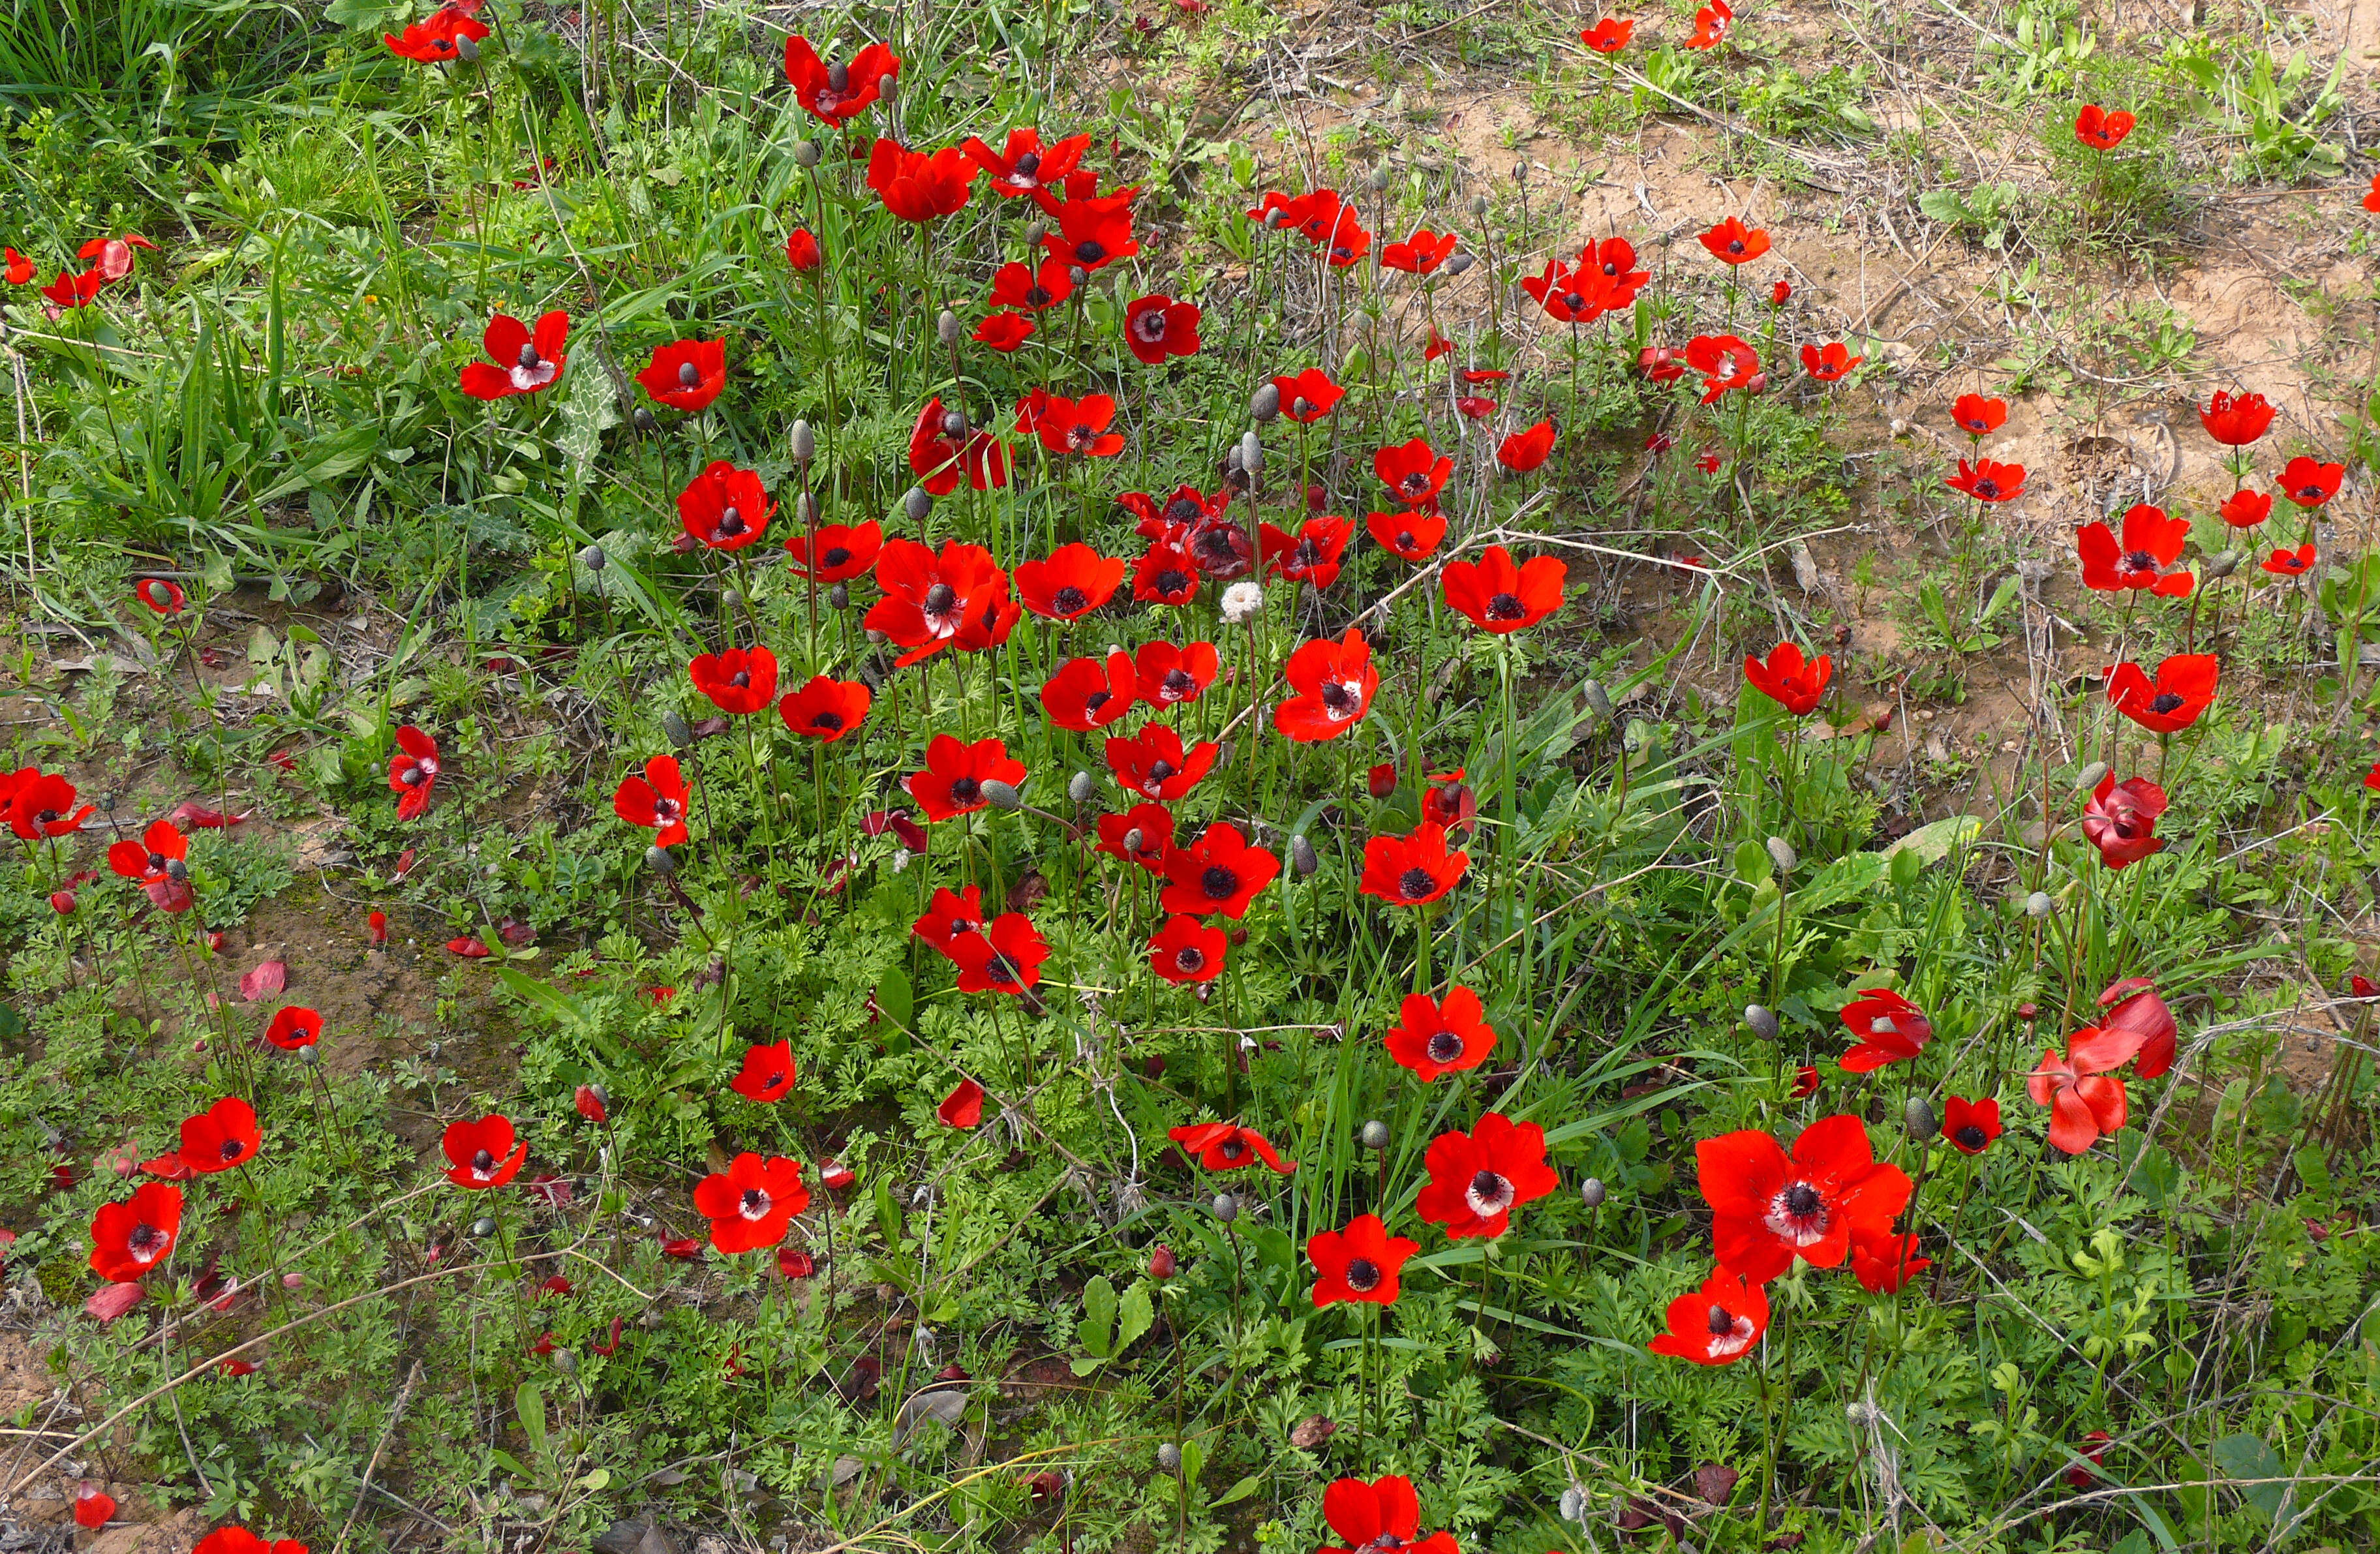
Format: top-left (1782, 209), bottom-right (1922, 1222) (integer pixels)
top-left (558, 362), bottom-right (622, 491)
top-left (1213, 1476), bottom-right (1260, 1506)
top-left (1077, 1275), bottom-right (1118, 1358)
top-left (875, 966), bottom-right (913, 1030)
top-left (1732, 838), bottom-right (1772, 885)
top-left (1116, 1281), bottom-right (1155, 1352)
top-left (2212, 1433), bottom-right (2289, 1528)
top-left (515, 1382), bottom-right (548, 1457)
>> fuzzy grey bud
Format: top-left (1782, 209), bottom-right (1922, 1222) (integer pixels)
top-left (793, 139), bottom-right (821, 169)
top-left (1765, 836), bottom-right (1797, 875)
top-left (1069, 265), bottom-right (1087, 286)
top-left (2073, 761), bottom-right (2109, 793)
top-left (2026, 891), bottom-right (2054, 919)
top-left (552, 1348), bottom-right (577, 1375)
top-left (1359, 1119), bottom-right (1390, 1150)
top-left (645, 845), bottom-right (678, 877)
top-left (662, 710), bottom-right (694, 748)
top-left (937, 310), bottom-right (961, 346)
top-left (578, 543), bottom-right (607, 572)
top-left (1904, 1096), bottom-right (1938, 1141)
top-left (828, 583), bottom-right (849, 610)
top-left (298, 1044), bottom-right (317, 1065)
top-left (1264, 208), bottom-right (1288, 230)
top-left (1120, 828), bottom-right (1144, 856)
top-left (472, 1216), bottom-right (498, 1238)
top-left (1581, 678), bottom-right (1611, 722)
top-left (1744, 1004), bottom-right (1779, 1043)
top-left (877, 72), bottom-right (896, 100)
top-left (941, 408), bottom-right (967, 438)
top-left (455, 31), bottom-right (478, 61)
top-left (165, 857), bottom-right (189, 881)
top-left (1367, 164), bottom-right (1392, 192)
top-left (1157, 1443), bottom-right (1182, 1471)
top-left (633, 406), bottom-right (658, 433)
top-left (981, 779), bottom-right (1022, 812)
top-left (1559, 1487), bottom-right (1588, 1523)
top-left (1068, 770), bottom-right (1096, 805)
top-left (2205, 551), bottom-right (2240, 581)
top-left (1469, 193), bottom-right (1490, 217)
top-left (1024, 222), bottom-right (1046, 249)
top-left (1210, 1193), bottom-right (1239, 1223)
top-left (1444, 251), bottom-right (1474, 277)
top-left (790, 420), bottom-right (814, 463)
top-left (903, 487), bottom-right (933, 524)
top-left (1289, 834), bottom-right (1319, 877)
top-left (1579, 1177), bottom-right (1606, 1208)
top-left (1238, 431), bottom-right (1264, 474)
top-left (1250, 382), bottom-right (1282, 423)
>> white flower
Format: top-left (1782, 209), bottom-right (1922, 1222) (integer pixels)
top-left (1221, 581), bottom-right (1263, 623)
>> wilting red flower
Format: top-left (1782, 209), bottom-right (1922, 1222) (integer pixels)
top-left (1134, 640), bottom-right (1219, 708)
top-left (459, 310), bottom-right (568, 400)
top-left (1696, 1114), bottom-right (1912, 1281)
top-left (2082, 773), bottom-right (2167, 868)
top-left (264, 1006), bottom-right (322, 1052)
top-left (1849, 1228), bottom-right (1930, 1292)
top-left (1743, 641), bottom-right (1832, 715)
top-left (1947, 457), bottom-right (2025, 502)
top-left (1186, 515), bottom-right (1255, 579)
top-left (963, 127), bottom-right (1090, 196)
top-left (7, 771), bottom-right (93, 839)
top-left (1272, 368), bottom-right (1344, 422)
top-left (2106, 653), bottom-right (2217, 733)
top-left (694, 1153), bottom-right (809, 1253)
top-left (908, 735), bottom-right (1026, 821)
top-left (1133, 541), bottom-right (1201, 606)
top-left (637, 339), bottom-right (725, 412)
top-left (2263, 543), bottom-right (2317, 577)
top-left (938, 1077), bottom-right (986, 1127)
top-left (2077, 503), bottom-right (2191, 596)
top-left (2199, 389), bottom-right (2274, 446)
top-left (1950, 393), bottom-right (2006, 436)
top-left (1497, 420), bottom-right (1556, 472)
top-left (1161, 824), bottom-right (1279, 919)
top-left (1837, 988), bottom-right (1932, 1073)
top-left (1045, 192), bottom-right (1141, 273)
top-left (1384, 986), bottom-right (1494, 1081)
top-left (1148, 915), bottom-right (1227, 983)
top-left (2094, 977), bottom-right (2177, 1078)
top-left (868, 537), bottom-right (1012, 662)
top-left (1443, 545), bottom-right (1564, 633)
top-left (2066, 1432), bottom-right (2114, 1489)
top-left (1417, 1112), bottom-right (1555, 1239)
top-left (574, 1085), bottom-right (607, 1124)
top-left (1106, 724), bottom-right (1218, 802)
top-left (1424, 329), bottom-right (1453, 361)
top-left (89, 1183), bottom-right (182, 1283)
top-left (1042, 651), bottom-right (1138, 732)
top-left (1422, 770), bottom-right (1476, 836)
top-left (784, 228), bottom-right (821, 271)
top-left (1698, 215), bottom-right (1769, 265)
top-left (1581, 16), bottom-right (1634, 50)
top-left (1367, 763), bottom-right (1399, 799)
top-left (1649, 1264), bottom-right (1767, 1364)
top-left (1309, 1215), bottom-right (1419, 1307)
top-left (1683, 0), bottom-right (1732, 46)
top-left (866, 138), bottom-right (971, 222)
top-left (1275, 628), bottom-right (1378, 742)
top-left (1800, 341), bottom-right (1861, 381)
top-left (384, 0), bottom-right (488, 60)
top-left (1123, 294), bottom-right (1202, 364)
top-left (729, 1039), bottom-right (797, 1103)
top-left (1017, 543), bottom-right (1125, 621)
top-left (948, 913), bottom-right (1049, 994)
top-left (1169, 1121), bottom-right (1295, 1173)
top-left (1261, 515), bottom-right (1353, 588)
top-left (442, 1114), bottom-right (525, 1189)
top-left (1033, 393), bottom-right (1126, 457)
top-left (2073, 104), bottom-right (2135, 149)
top-left (1366, 506), bottom-right (1446, 562)
top-left (973, 311), bottom-right (1034, 351)
top-left (785, 519), bottom-right (883, 583)
top-left (136, 577), bottom-right (186, 616)
top-left (448, 936), bottom-right (490, 958)
top-left (990, 256), bottom-right (1075, 311)
top-left (1360, 822), bottom-right (1469, 907)
top-left (689, 645), bottom-right (778, 715)
top-left (1791, 1065), bottom-right (1820, 1099)
top-left (1639, 345), bottom-right (1687, 383)
top-left (783, 36), bottom-right (899, 124)
top-left (1686, 332), bottom-right (1762, 403)
top-left (73, 1484), bottom-right (115, 1530)
top-left (2028, 1049), bottom-right (2128, 1155)
top-left (778, 676), bottom-right (872, 742)
top-left (1772, 279), bottom-right (1792, 305)
top-left (2278, 455), bottom-right (2342, 507)
top-left (779, 1248), bottom-right (815, 1278)
top-left (1381, 229), bottom-right (1458, 274)
top-left (1095, 802), bottom-right (1173, 873)
top-left (1943, 1095), bottom-right (2002, 1154)
top-left (1456, 395), bottom-right (1497, 421)
top-left (678, 461), bottom-right (772, 551)
top-left (385, 726), bottom-right (440, 821)
top-left (3, 247), bottom-right (31, 286)
top-left (107, 819), bottom-right (188, 887)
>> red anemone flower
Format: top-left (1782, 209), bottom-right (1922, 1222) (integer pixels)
top-left (1132, 541), bottom-right (1202, 606)
top-left (1045, 194), bottom-right (1140, 273)
top-left (1942, 1095), bottom-right (2002, 1154)
top-left (689, 645), bottom-right (778, 715)
top-left (867, 538), bottom-right (1012, 665)
top-left (783, 37), bottom-right (899, 125)
top-left (1043, 651), bottom-right (1138, 732)
top-left (1276, 628), bottom-right (1378, 742)
top-left (1308, 1215), bottom-right (1420, 1307)
top-left (1698, 215), bottom-right (1769, 264)
top-left (108, 819), bottom-right (189, 888)
top-left (1106, 724), bottom-right (1218, 802)
top-left (866, 138), bottom-right (971, 222)
top-left (1123, 486), bottom-right (1223, 540)
top-left (990, 256), bottom-right (1075, 311)
top-left (264, 1005), bottom-right (323, 1051)
top-left (1316, 1476), bottom-right (1454, 1554)
top-left (1319, 207), bottom-right (1372, 267)
top-left (2106, 653), bottom-right (2217, 734)
top-left (785, 520), bottom-right (883, 583)
top-left (1686, 332), bottom-right (1763, 403)
top-left (939, 1078), bottom-right (986, 1128)
top-left (1134, 640), bottom-right (1220, 708)
top-left (1696, 1113), bottom-right (1912, 1281)
top-left (1124, 294), bottom-right (1202, 364)
top-left (1947, 457), bottom-right (2026, 502)
top-left (1583, 234), bottom-right (1649, 292)
top-left (779, 677), bottom-right (872, 743)
top-left (1017, 543), bottom-right (1126, 620)
top-left (2027, 1048), bottom-right (2128, 1155)
top-left (2263, 543), bottom-right (2317, 577)
top-left (3, 247), bottom-right (31, 286)
top-left (1366, 508), bottom-right (1446, 563)
top-left (2199, 389), bottom-right (2275, 446)
top-left (1837, 988), bottom-right (1933, 1073)
top-left (5, 770), bottom-right (89, 841)
top-left (908, 735), bottom-right (1026, 821)
top-left (1683, 0), bottom-right (1733, 46)
top-left (1360, 822), bottom-right (1469, 907)
top-left (386, 727), bottom-right (440, 821)
top-left (913, 888), bottom-right (987, 962)
top-left (89, 1183), bottom-right (183, 1283)
top-left (729, 1039), bottom-right (797, 1102)
top-left (677, 461), bottom-right (772, 551)
top-left (1521, 259), bottom-right (1610, 324)
top-left (962, 127), bottom-right (1090, 196)
top-left (1095, 802), bottom-right (1174, 874)
top-left (1442, 545), bottom-right (1565, 633)
top-left (2077, 503), bottom-right (2191, 596)
top-left (1743, 641), bottom-right (1833, 716)
top-left (458, 310), bottom-right (568, 400)
top-left (1848, 1229), bottom-right (1930, 1292)
top-left (1381, 229), bottom-right (1458, 274)
top-left (785, 228), bottom-right (821, 271)
top-left (1260, 515), bottom-right (1353, 589)
top-left (1422, 769), bottom-right (1477, 836)
top-left (1417, 1112), bottom-right (1555, 1239)
top-left (1185, 515), bottom-right (1254, 580)
top-left (136, 577), bottom-right (186, 616)
top-left (1950, 393), bottom-right (2007, 436)
top-left (441, 1114), bottom-right (525, 1189)
top-left (1148, 915), bottom-right (1227, 984)
top-left (2091, 976), bottom-right (2178, 1078)
top-left (1168, 1121), bottom-right (1295, 1173)
top-left (947, 913), bottom-right (1049, 995)
top-left (1272, 369), bottom-right (1344, 422)
top-left (1498, 420), bottom-right (1556, 472)
top-left (1649, 1264), bottom-right (1767, 1364)
top-left (973, 311), bottom-right (1035, 352)
top-left (2073, 104), bottom-right (2135, 149)
top-left (1032, 393), bottom-right (1126, 457)
top-left (2279, 455), bottom-right (2343, 507)
top-left (907, 397), bottom-right (1009, 495)
top-left (636, 339), bottom-right (725, 412)
top-left (384, 1), bottom-right (489, 61)
top-left (694, 1153), bottom-right (809, 1254)
top-left (1801, 341), bottom-right (1862, 381)
top-left (1384, 986), bottom-right (1495, 1081)
top-left (2082, 773), bottom-right (2167, 868)
top-left (1161, 824), bottom-right (1279, 919)
top-left (2212, 489), bottom-right (2268, 528)
top-left (1581, 16), bottom-right (1634, 50)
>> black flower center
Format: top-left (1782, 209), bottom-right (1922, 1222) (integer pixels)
top-left (1135, 312), bottom-right (1167, 342)
top-left (1972, 478), bottom-right (2002, 498)
top-left (146, 853), bottom-right (165, 872)
top-left (2124, 550), bottom-right (2154, 571)
top-left (924, 583), bottom-right (958, 613)
top-left (1174, 946), bottom-right (1204, 971)
top-left (1200, 865), bottom-right (1239, 900)
top-left (1163, 669), bottom-right (1195, 696)
top-left (718, 508), bottom-right (744, 536)
top-left (822, 545), bottom-right (851, 568)
top-left (1426, 1029), bottom-right (1464, 1063)
top-left (1396, 530), bottom-right (1416, 549)
top-left (949, 777), bottom-right (982, 804)
top-left (221, 1138), bottom-right (243, 1160)
top-left (986, 952), bottom-right (1022, 984)
top-left (2149, 692), bottom-right (2184, 714)
top-left (1344, 1257), bottom-right (1382, 1292)
top-left (474, 1148), bottom-right (496, 1172)
top-left (1015, 151), bottom-right (1042, 175)
top-left (1487, 592), bottom-right (1526, 620)
top-left (811, 711), bottom-right (845, 731)
top-left (1320, 681), bottom-right (1356, 713)
top-left (517, 343), bottom-right (540, 369)
top-left (1466, 1169), bottom-right (1514, 1215)
top-left (1147, 760), bottom-right (1176, 784)
top-left (1954, 1125), bottom-right (1987, 1149)
top-left (1156, 570), bottom-right (1189, 594)
top-left (729, 671), bottom-right (750, 688)
top-left (1026, 284), bottom-right (1052, 306)
top-left (1084, 690), bottom-right (1112, 714)
top-left (129, 1223), bottom-right (164, 1254)
top-left (1052, 586), bottom-right (1088, 615)
top-left (1725, 239), bottom-right (1745, 254)
top-left (740, 1188), bottom-right (770, 1219)
top-left (1562, 292), bottom-right (1585, 311)
top-left (1397, 866), bottom-right (1435, 900)
top-left (1782, 1183), bottom-right (1822, 1218)
top-left (678, 361), bottom-right (699, 388)
top-left (1167, 497), bottom-right (1201, 522)
top-left (1707, 1303), bottom-right (1735, 1335)
top-left (1075, 240), bottom-right (1105, 264)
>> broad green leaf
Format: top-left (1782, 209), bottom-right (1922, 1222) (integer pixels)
top-left (1078, 1275), bottom-right (1117, 1358)
top-left (1115, 1281), bottom-right (1155, 1352)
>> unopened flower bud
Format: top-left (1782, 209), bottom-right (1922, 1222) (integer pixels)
top-left (645, 845), bottom-right (678, 877)
top-left (455, 31), bottom-right (478, 61)
top-left (904, 487), bottom-right (933, 524)
top-left (790, 420), bottom-right (814, 463)
top-left (1210, 1193), bottom-right (1239, 1223)
top-left (1744, 1004), bottom-right (1779, 1042)
top-left (720, 588), bottom-right (742, 611)
top-left (1367, 164), bottom-right (1392, 192)
top-left (578, 543), bottom-right (607, 572)
top-left (877, 72), bottom-right (896, 100)
top-left (1904, 1096), bottom-right (1938, 1140)
top-left (633, 406), bottom-right (658, 433)
top-left (937, 310), bottom-right (961, 345)
top-left (2026, 891), bottom-right (2054, 918)
top-left (793, 139), bottom-right (821, 168)
top-left (941, 408), bottom-right (967, 438)
top-left (1559, 1487), bottom-right (1588, 1523)
top-left (828, 584), bottom-right (849, 610)
top-left (1359, 1119), bottom-right (1390, 1150)
top-left (1289, 834), bottom-right (1318, 877)
top-left (662, 710), bottom-right (693, 748)
top-left (2205, 551), bottom-right (2240, 581)
top-left (1157, 1442), bottom-right (1183, 1471)
top-left (552, 1348), bottom-right (577, 1374)
top-left (1250, 383), bottom-right (1281, 423)
top-left (472, 1216), bottom-right (498, 1238)
top-left (1239, 431), bottom-right (1263, 474)
top-left (1148, 1244), bottom-right (1177, 1279)
top-left (2073, 761), bottom-right (2109, 792)
top-left (1765, 836), bottom-right (1797, 875)
top-left (1069, 265), bottom-right (1087, 286)
top-left (299, 1044), bottom-right (317, 1065)
top-left (1068, 770), bottom-right (1096, 804)
top-left (1469, 193), bottom-right (1489, 217)
top-left (1264, 208), bottom-right (1288, 230)
top-left (164, 857), bottom-right (189, 881)
top-left (1024, 222), bottom-right (1047, 248)
top-left (1120, 828), bottom-right (1144, 856)
top-left (1582, 678), bottom-right (1612, 722)
top-left (981, 779), bottom-right (1022, 812)
top-left (1579, 1177), bottom-right (1606, 1208)
top-left (1444, 251), bottom-right (1474, 276)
